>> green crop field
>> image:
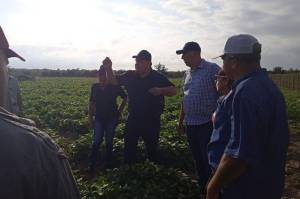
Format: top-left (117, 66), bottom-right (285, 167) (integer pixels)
top-left (20, 77), bottom-right (300, 199)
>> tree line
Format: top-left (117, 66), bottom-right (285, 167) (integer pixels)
top-left (8, 65), bottom-right (300, 81)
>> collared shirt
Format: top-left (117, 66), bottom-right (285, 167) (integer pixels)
top-left (209, 69), bottom-right (289, 199)
top-left (208, 93), bottom-right (233, 169)
top-left (0, 110), bottom-right (80, 199)
top-left (117, 70), bottom-right (174, 118)
top-left (182, 59), bottom-right (220, 125)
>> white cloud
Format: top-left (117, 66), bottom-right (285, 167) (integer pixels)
top-left (2, 0), bottom-right (300, 70)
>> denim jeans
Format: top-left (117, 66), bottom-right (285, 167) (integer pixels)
top-left (89, 116), bottom-right (118, 168)
top-left (185, 121), bottom-right (213, 191)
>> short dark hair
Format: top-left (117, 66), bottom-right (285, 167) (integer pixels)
top-left (233, 43), bottom-right (262, 64)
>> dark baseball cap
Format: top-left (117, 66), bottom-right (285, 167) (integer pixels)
top-left (132, 50), bottom-right (152, 61)
top-left (176, 42), bottom-right (201, 55)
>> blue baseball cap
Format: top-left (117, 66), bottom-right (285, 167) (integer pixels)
top-left (176, 41), bottom-right (201, 55)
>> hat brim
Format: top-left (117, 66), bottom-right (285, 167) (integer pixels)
top-left (212, 54), bottom-right (224, 59)
top-left (132, 55), bottom-right (151, 61)
top-left (176, 50), bottom-right (184, 55)
top-left (5, 48), bottom-right (25, 61)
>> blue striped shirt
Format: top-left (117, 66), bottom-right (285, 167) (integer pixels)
top-left (183, 59), bottom-right (220, 125)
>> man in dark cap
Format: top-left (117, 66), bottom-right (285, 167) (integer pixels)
top-left (102, 50), bottom-right (176, 164)
top-left (176, 41), bottom-right (220, 193)
top-left (0, 26), bottom-right (80, 199)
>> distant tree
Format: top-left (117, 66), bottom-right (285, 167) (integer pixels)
top-left (273, 66), bottom-right (285, 74)
top-left (154, 63), bottom-right (168, 76)
top-left (287, 68), bottom-right (300, 73)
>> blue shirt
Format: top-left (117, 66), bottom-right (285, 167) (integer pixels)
top-left (183, 59), bottom-right (220, 125)
top-left (208, 69), bottom-right (289, 199)
top-left (208, 94), bottom-right (233, 169)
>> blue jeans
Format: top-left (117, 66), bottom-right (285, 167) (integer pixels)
top-left (90, 116), bottom-right (118, 168)
top-left (185, 122), bottom-right (213, 191)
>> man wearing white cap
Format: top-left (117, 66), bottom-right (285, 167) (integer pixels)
top-left (206, 34), bottom-right (289, 199)
top-left (0, 26), bottom-right (80, 198)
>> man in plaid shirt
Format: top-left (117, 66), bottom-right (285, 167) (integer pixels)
top-left (176, 42), bottom-right (220, 193)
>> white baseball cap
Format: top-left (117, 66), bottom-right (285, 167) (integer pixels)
top-left (215, 34), bottom-right (261, 58)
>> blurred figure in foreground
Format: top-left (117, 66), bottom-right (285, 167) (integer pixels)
top-left (0, 26), bottom-right (80, 199)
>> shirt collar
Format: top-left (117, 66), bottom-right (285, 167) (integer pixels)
top-left (190, 59), bottom-right (205, 72)
top-left (138, 69), bottom-right (154, 79)
top-left (232, 68), bottom-right (266, 89)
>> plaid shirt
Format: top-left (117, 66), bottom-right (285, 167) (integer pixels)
top-left (183, 59), bottom-right (220, 125)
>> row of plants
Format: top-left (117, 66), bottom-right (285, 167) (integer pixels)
top-left (281, 89), bottom-right (300, 122)
top-left (21, 77), bottom-right (200, 198)
top-left (20, 77), bottom-right (299, 198)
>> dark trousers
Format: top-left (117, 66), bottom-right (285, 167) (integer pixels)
top-left (124, 114), bottom-right (161, 164)
top-left (185, 122), bottom-right (213, 190)
top-left (89, 116), bottom-right (118, 169)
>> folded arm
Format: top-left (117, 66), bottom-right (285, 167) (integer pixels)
top-left (149, 86), bottom-right (177, 97)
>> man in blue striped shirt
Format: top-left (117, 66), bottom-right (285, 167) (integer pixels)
top-left (206, 34), bottom-right (289, 199)
top-left (176, 42), bottom-right (220, 193)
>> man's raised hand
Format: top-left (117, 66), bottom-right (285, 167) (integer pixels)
top-left (102, 57), bottom-right (112, 70)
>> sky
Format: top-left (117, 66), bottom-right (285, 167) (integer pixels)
top-left (1, 0), bottom-right (300, 71)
